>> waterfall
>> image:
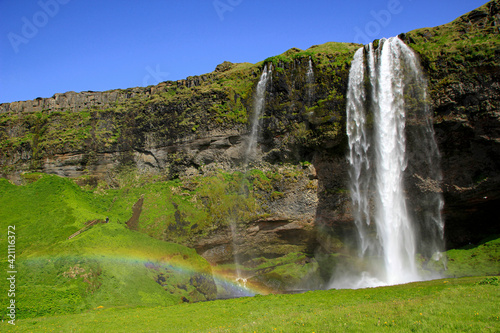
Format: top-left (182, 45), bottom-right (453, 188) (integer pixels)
top-left (245, 64), bottom-right (272, 162)
top-left (331, 37), bottom-right (444, 289)
top-left (306, 57), bottom-right (314, 105)
top-left (223, 64), bottom-right (272, 297)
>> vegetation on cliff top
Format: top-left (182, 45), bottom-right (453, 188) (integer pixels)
top-left (404, 0), bottom-right (500, 116)
top-left (264, 42), bottom-right (360, 68)
top-left (405, 1), bottom-right (500, 67)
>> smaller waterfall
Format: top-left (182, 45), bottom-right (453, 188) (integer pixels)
top-left (225, 64), bottom-right (272, 296)
top-left (245, 64), bottom-right (272, 162)
top-left (306, 58), bottom-right (314, 105)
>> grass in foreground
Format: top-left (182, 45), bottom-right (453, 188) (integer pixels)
top-left (3, 276), bottom-right (499, 332)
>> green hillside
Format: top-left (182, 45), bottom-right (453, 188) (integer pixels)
top-left (0, 175), bottom-right (216, 320)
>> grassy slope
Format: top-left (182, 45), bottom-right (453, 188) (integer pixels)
top-left (406, 3), bottom-right (500, 70)
top-left (4, 277), bottom-right (499, 332)
top-left (0, 175), bottom-right (215, 320)
top-left (444, 236), bottom-right (500, 277)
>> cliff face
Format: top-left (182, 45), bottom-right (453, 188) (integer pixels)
top-left (0, 43), bottom-right (356, 179)
top-left (1, 1), bottom-right (499, 288)
top-left (403, 0), bottom-right (500, 247)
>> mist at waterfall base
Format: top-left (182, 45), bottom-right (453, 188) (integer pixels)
top-left (329, 37), bottom-right (445, 289)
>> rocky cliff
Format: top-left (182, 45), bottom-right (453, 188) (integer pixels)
top-left (402, 1), bottom-right (500, 247)
top-left (1, 1), bottom-right (499, 290)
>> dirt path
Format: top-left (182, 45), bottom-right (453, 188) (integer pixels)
top-left (126, 195), bottom-right (144, 230)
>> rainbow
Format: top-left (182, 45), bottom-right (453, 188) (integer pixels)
top-left (20, 250), bottom-right (274, 298)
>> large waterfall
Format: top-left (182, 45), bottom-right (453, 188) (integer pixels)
top-left (331, 37), bottom-right (445, 289)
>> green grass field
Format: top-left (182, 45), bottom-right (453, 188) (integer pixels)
top-left (3, 276), bottom-right (499, 332)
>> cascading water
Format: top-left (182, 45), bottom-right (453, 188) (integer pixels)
top-left (245, 64), bottom-right (272, 163)
top-left (224, 64), bottom-right (272, 297)
top-left (306, 57), bottom-right (314, 105)
top-left (331, 37), bottom-right (444, 289)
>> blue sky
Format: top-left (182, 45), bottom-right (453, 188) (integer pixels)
top-left (0, 0), bottom-right (488, 104)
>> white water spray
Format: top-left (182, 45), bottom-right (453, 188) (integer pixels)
top-left (306, 57), bottom-right (314, 105)
top-left (245, 64), bottom-right (272, 162)
top-left (332, 37), bottom-right (444, 289)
